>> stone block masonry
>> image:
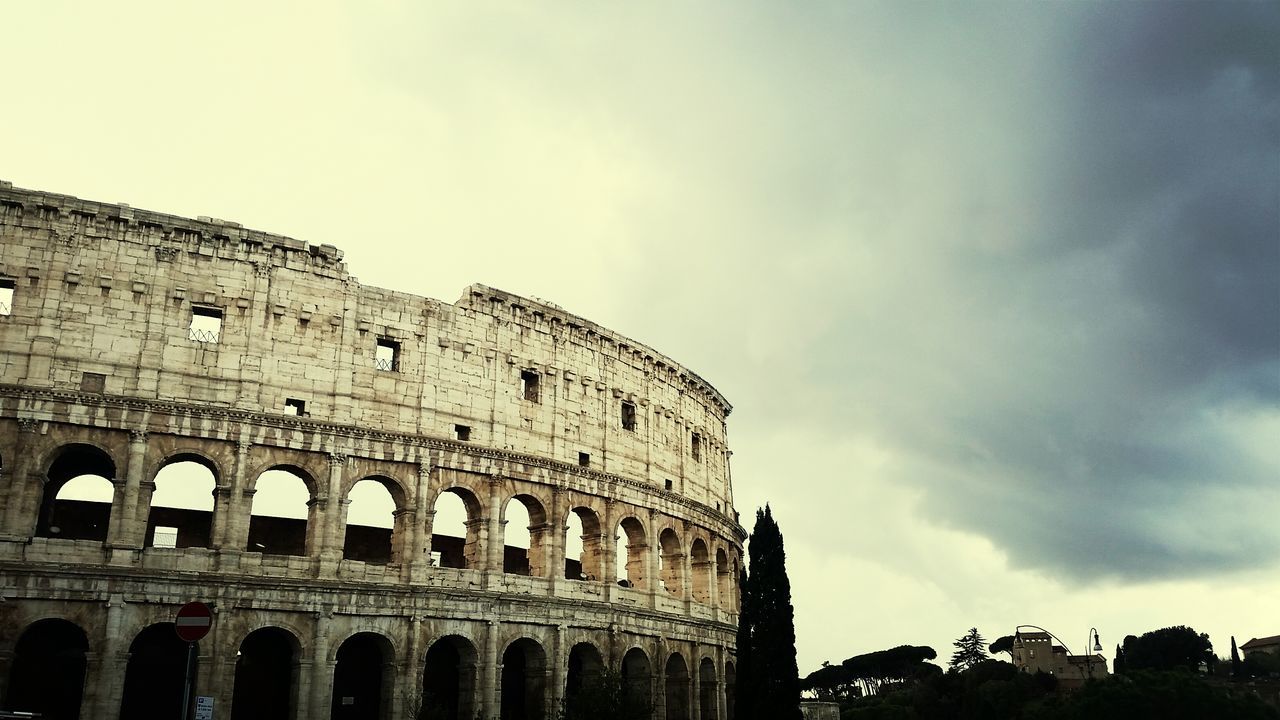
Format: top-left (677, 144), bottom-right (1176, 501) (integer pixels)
top-left (0, 181), bottom-right (742, 720)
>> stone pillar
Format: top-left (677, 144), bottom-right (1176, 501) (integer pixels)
top-left (485, 476), bottom-right (505, 587)
top-left (1, 418), bottom-right (41, 539)
top-left (646, 511), bottom-right (660, 608)
top-left (307, 609), bottom-right (334, 719)
top-left (108, 429), bottom-right (148, 549)
top-left (480, 619), bottom-right (500, 720)
top-left (316, 452), bottom-right (347, 563)
top-left (550, 624), bottom-right (566, 714)
top-left (206, 605), bottom-right (236, 720)
top-left (220, 439), bottom-right (253, 559)
top-left (406, 462), bottom-right (433, 583)
top-left (92, 594), bottom-right (127, 720)
top-left (601, 499), bottom-right (616, 602)
top-left (400, 615), bottom-right (423, 720)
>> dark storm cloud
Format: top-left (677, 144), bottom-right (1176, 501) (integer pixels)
top-left (832, 2), bottom-right (1280, 580)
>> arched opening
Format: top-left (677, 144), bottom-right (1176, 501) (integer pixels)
top-left (248, 467), bottom-right (312, 556)
top-left (36, 444), bottom-right (116, 541)
top-left (147, 456), bottom-right (216, 548)
top-left (503, 495), bottom-right (548, 577)
top-left (332, 632), bottom-right (393, 720)
top-left (690, 539), bottom-right (711, 605)
top-left (563, 507), bottom-right (601, 581)
top-left (698, 657), bottom-right (717, 720)
top-left (431, 488), bottom-right (483, 569)
top-left (4, 618), bottom-right (89, 719)
top-left (615, 517), bottom-right (647, 590)
top-left (343, 478), bottom-right (397, 564)
top-left (621, 647), bottom-right (652, 711)
top-left (564, 642), bottom-right (604, 704)
top-left (422, 635), bottom-right (479, 720)
top-left (658, 528), bottom-right (685, 598)
top-left (664, 653), bottom-right (691, 720)
top-left (724, 661), bottom-right (736, 720)
top-left (500, 637), bottom-right (547, 720)
top-left (120, 623), bottom-right (196, 719)
top-left (230, 627), bottom-right (299, 720)
top-left (715, 548), bottom-right (731, 610)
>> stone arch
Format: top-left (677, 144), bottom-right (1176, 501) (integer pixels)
top-left (431, 486), bottom-right (484, 569)
top-left (343, 475), bottom-right (401, 564)
top-left (615, 515), bottom-right (649, 590)
top-left (502, 493), bottom-right (550, 577)
top-left (664, 652), bottom-right (691, 720)
top-left (690, 538), bottom-right (712, 605)
top-left (35, 442), bottom-right (117, 541)
top-left (3, 618), bottom-right (90, 720)
top-left (230, 626), bottom-right (303, 720)
top-left (658, 527), bottom-right (685, 598)
top-left (119, 622), bottom-right (197, 719)
top-left (247, 464), bottom-right (314, 556)
top-left (331, 631), bottom-right (396, 720)
top-left (501, 636), bottom-right (549, 720)
top-left (564, 641), bottom-right (605, 704)
top-left (620, 646), bottom-right (653, 711)
top-left (724, 661), bottom-right (736, 720)
top-left (715, 547), bottom-right (731, 610)
top-left (563, 505), bottom-right (602, 581)
top-left (147, 453), bottom-right (218, 548)
top-left (698, 656), bottom-right (718, 720)
top-left (422, 634), bottom-right (480, 720)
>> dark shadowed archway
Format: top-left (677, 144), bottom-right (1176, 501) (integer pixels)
top-left (230, 627), bottom-right (299, 720)
top-left (332, 632), bottom-right (393, 720)
top-left (621, 647), bottom-right (652, 712)
top-left (500, 637), bottom-right (547, 720)
top-left (119, 623), bottom-right (197, 719)
top-left (421, 635), bottom-right (479, 720)
top-left (4, 618), bottom-right (89, 720)
top-left (665, 653), bottom-right (690, 720)
top-left (564, 642), bottom-right (604, 703)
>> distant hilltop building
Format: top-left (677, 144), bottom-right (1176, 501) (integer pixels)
top-left (1241, 635), bottom-right (1280, 658)
top-left (0, 181), bottom-right (743, 720)
top-left (1011, 632), bottom-right (1109, 686)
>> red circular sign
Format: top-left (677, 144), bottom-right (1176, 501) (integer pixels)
top-left (174, 601), bottom-right (213, 643)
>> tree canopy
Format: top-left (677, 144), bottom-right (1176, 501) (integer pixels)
top-left (990, 635), bottom-right (1015, 658)
top-left (1120, 625), bottom-right (1214, 673)
top-left (949, 628), bottom-right (990, 672)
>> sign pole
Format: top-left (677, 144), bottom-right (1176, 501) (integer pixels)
top-left (179, 640), bottom-right (196, 720)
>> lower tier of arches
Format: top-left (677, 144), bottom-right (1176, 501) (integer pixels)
top-left (0, 570), bottom-right (737, 720)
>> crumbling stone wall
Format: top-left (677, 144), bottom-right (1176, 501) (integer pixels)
top-left (0, 181), bottom-right (743, 720)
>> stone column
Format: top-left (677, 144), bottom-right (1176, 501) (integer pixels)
top-left (92, 594), bottom-right (127, 720)
top-left (485, 476), bottom-right (505, 588)
top-left (316, 452), bottom-right (347, 563)
top-left (400, 615), bottom-right (423, 720)
top-left (206, 605), bottom-right (236, 720)
top-left (220, 439), bottom-right (253, 562)
top-left (601, 499), bottom-right (616, 602)
top-left (646, 511), bottom-right (660, 608)
top-left (2, 418), bottom-right (40, 539)
top-left (480, 619), bottom-right (500, 720)
top-left (108, 429), bottom-right (148, 550)
top-left (550, 624), bottom-right (566, 714)
top-left (406, 462), bottom-right (433, 583)
top-left (307, 609), bottom-right (334, 719)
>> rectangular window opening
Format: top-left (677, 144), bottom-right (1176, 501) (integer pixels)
top-left (578, 452), bottom-right (590, 467)
top-left (455, 424), bottom-right (471, 441)
top-left (521, 369), bottom-right (541, 402)
top-left (664, 479), bottom-right (673, 491)
top-left (284, 398), bottom-right (307, 416)
top-left (375, 338), bottom-right (400, 371)
top-left (80, 372), bottom-right (106, 393)
top-left (691, 433), bottom-right (703, 462)
top-left (152, 526), bottom-right (179, 549)
top-left (188, 305), bottom-right (222, 343)
top-left (0, 277), bottom-right (14, 316)
top-left (621, 401), bottom-right (637, 431)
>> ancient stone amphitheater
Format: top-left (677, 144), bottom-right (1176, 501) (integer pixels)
top-left (0, 181), bottom-right (742, 720)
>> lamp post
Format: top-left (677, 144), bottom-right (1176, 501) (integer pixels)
top-left (1084, 627), bottom-right (1103, 679)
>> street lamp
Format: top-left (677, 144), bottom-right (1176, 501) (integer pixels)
top-left (1084, 628), bottom-right (1102, 679)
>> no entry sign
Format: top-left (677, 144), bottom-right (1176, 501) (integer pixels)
top-left (174, 601), bottom-right (213, 643)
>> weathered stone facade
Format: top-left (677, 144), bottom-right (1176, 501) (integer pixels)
top-left (0, 181), bottom-right (743, 720)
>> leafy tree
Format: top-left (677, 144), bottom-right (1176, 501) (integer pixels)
top-left (1031, 670), bottom-right (1280, 720)
top-left (736, 506), bottom-right (802, 720)
top-left (989, 635), bottom-right (1014, 659)
top-left (1231, 636), bottom-right (1241, 679)
top-left (842, 645), bottom-right (939, 696)
top-left (801, 661), bottom-right (856, 701)
top-left (559, 667), bottom-right (649, 720)
top-left (1121, 626), bottom-right (1214, 672)
top-left (1242, 649), bottom-right (1280, 679)
top-left (949, 628), bottom-right (990, 672)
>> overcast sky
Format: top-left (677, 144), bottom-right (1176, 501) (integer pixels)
top-left (3, 1), bottom-right (1277, 671)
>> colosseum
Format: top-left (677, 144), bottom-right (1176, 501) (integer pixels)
top-left (0, 181), bottom-right (743, 720)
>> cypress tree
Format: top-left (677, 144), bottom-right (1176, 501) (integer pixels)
top-left (735, 568), bottom-right (754, 720)
top-left (1113, 644), bottom-right (1126, 675)
top-left (1231, 636), bottom-right (1241, 679)
top-left (737, 506), bottom-right (802, 720)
